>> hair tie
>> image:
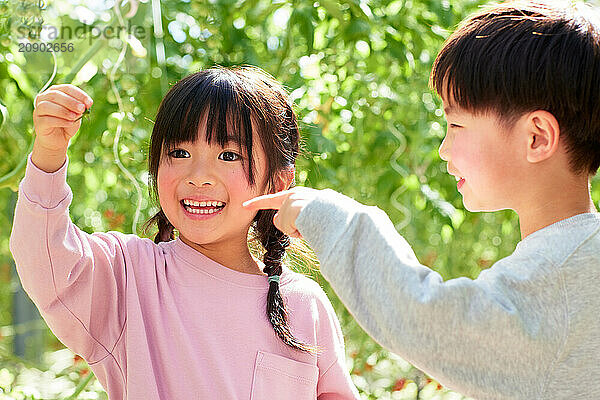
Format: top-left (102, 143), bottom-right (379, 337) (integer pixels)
top-left (268, 275), bottom-right (280, 284)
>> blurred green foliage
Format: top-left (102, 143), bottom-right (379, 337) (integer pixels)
top-left (1, 0), bottom-right (599, 398)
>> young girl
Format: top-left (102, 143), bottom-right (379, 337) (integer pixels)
top-left (10, 67), bottom-right (359, 399)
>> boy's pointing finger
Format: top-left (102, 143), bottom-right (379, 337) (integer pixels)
top-left (242, 191), bottom-right (292, 210)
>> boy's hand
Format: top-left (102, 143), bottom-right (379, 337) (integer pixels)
top-left (32, 84), bottom-right (93, 172)
top-left (243, 187), bottom-right (319, 238)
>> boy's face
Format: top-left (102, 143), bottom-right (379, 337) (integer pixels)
top-left (439, 100), bottom-right (528, 212)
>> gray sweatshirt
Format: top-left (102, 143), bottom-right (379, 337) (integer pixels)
top-left (295, 189), bottom-right (600, 400)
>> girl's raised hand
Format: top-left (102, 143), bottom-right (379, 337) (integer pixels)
top-left (243, 187), bottom-right (320, 238)
top-left (32, 84), bottom-right (93, 172)
top-left (33, 84), bottom-right (93, 150)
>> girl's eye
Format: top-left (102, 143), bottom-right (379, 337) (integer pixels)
top-left (449, 123), bottom-right (462, 129)
top-left (168, 149), bottom-right (190, 158)
top-left (218, 151), bottom-right (241, 162)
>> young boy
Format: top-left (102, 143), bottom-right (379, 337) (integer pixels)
top-left (245, 1), bottom-right (600, 399)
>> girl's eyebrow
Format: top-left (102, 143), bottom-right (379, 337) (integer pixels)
top-left (223, 134), bottom-right (243, 146)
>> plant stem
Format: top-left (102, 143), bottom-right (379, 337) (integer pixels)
top-left (64, 372), bottom-right (95, 400)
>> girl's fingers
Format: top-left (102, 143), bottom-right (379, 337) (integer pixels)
top-left (35, 100), bottom-right (82, 121)
top-left (36, 115), bottom-right (80, 129)
top-left (48, 84), bottom-right (93, 108)
top-left (36, 90), bottom-right (86, 115)
top-left (35, 85), bottom-right (93, 112)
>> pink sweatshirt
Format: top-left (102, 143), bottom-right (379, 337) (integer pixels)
top-left (9, 155), bottom-right (360, 400)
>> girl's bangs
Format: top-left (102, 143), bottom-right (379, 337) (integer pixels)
top-left (160, 73), bottom-right (257, 184)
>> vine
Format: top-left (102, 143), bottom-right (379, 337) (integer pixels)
top-left (0, 50), bottom-right (56, 190)
top-left (108, 1), bottom-right (143, 234)
top-left (0, 34), bottom-right (103, 190)
top-left (388, 121), bottom-right (411, 231)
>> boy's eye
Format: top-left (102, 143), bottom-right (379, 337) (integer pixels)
top-left (218, 151), bottom-right (241, 162)
top-left (168, 149), bottom-right (190, 158)
top-left (449, 123), bottom-right (462, 129)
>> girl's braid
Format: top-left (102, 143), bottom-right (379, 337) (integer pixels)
top-left (256, 209), bottom-right (318, 353)
top-left (153, 210), bottom-right (175, 244)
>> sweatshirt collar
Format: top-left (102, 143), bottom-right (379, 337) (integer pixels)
top-left (517, 212), bottom-right (600, 248)
top-left (164, 238), bottom-right (292, 288)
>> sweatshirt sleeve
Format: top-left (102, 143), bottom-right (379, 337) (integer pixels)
top-left (9, 154), bottom-right (128, 364)
top-left (296, 189), bottom-right (566, 399)
top-left (313, 285), bottom-right (361, 400)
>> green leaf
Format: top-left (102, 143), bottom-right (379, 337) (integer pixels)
top-left (291, 8), bottom-right (315, 52)
top-left (344, 18), bottom-right (370, 42)
top-left (320, 0), bottom-right (345, 21)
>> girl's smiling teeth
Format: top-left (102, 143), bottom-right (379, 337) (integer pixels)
top-left (181, 199), bottom-right (226, 214)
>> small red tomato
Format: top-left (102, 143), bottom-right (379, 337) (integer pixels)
top-left (392, 378), bottom-right (407, 391)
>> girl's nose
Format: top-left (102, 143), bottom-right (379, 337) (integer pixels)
top-left (186, 160), bottom-right (216, 187)
top-left (187, 178), bottom-right (212, 187)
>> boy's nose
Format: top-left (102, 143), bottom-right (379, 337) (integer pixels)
top-left (438, 135), bottom-right (451, 162)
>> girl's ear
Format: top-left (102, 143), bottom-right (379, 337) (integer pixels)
top-left (274, 166), bottom-right (295, 192)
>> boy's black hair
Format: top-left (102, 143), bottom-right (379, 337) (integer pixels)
top-left (430, 0), bottom-right (600, 175)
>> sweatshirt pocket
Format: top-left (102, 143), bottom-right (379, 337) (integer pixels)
top-left (250, 350), bottom-right (319, 400)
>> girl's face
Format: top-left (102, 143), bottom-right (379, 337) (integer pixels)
top-left (157, 118), bottom-right (270, 249)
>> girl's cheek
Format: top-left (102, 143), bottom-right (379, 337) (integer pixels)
top-left (227, 169), bottom-right (264, 201)
top-left (233, 171), bottom-right (256, 196)
top-left (157, 167), bottom-right (179, 197)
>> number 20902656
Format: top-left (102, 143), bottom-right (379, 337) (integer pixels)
top-left (19, 42), bottom-right (74, 52)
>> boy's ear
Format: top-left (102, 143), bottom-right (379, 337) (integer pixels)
top-left (273, 166), bottom-right (295, 192)
top-left (525, 110), bottom-right (560, 164)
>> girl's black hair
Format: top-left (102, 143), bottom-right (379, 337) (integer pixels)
top-left (145, 66), bottom-right (316, 353)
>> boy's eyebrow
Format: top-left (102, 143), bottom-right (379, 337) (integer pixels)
top-left (443, 105), bottom-right (455, 115)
